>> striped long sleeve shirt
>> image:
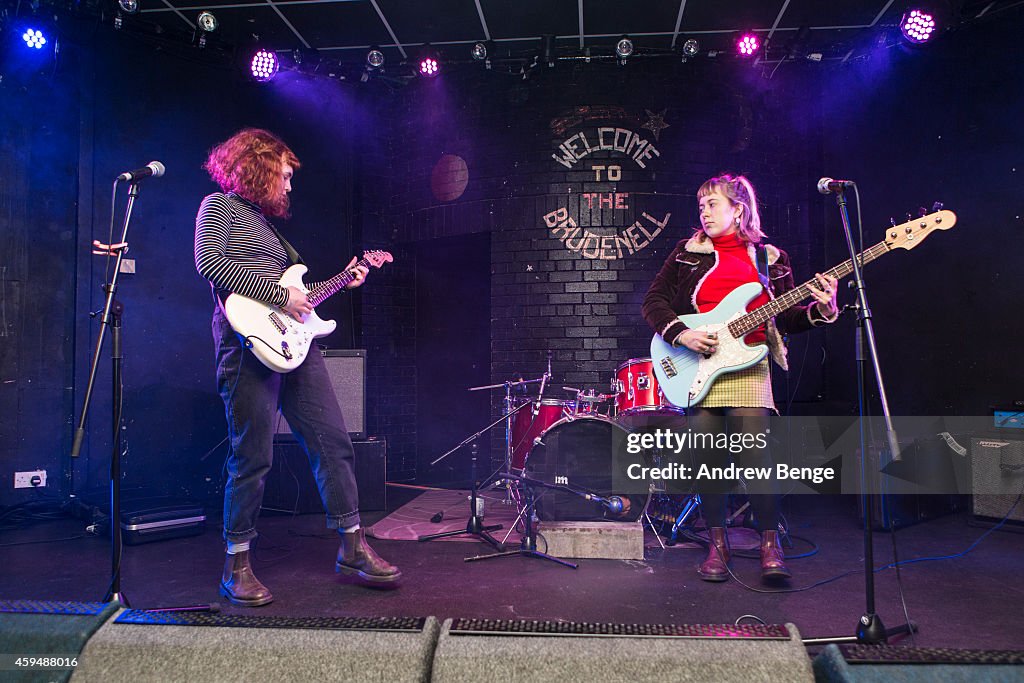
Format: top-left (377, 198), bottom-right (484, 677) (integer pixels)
top-left (194, 192), bottom-right (291, 307)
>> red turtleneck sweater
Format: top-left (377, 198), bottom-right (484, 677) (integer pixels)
top-left (694, 232), bottom-right (769, 344)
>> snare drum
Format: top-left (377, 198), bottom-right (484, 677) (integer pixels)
top-left (510, 399), bottom-right (573, 471)
top-left (613, 357), bottom-right (684, 416)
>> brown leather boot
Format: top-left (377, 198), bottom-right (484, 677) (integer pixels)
top-left (697, 527), bottom-right (730, 582)
top-left (336, 529), bottom-right (401, 584)
top-left (219, 550), bottom-right (274, 607)
top-left (760, 529), bottom-right (792, 581)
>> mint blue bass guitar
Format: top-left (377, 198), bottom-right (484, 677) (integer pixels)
top-left (650, 210), bottom-right (956, 407)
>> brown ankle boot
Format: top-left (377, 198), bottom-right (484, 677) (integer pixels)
top-left (697, 527), bottom-right (730, 582)
top-left (760, 529), bottom-right (792, 581)
top-left (219, 550), bottom-right (274, 607)
top-left (336, 529), bottom-right (401, 584)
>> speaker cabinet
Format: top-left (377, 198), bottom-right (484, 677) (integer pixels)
top-left (264, 439), bottom-right (387, 513)
top-left (0, 600), bottom-right (119, 675)
top-left (274, 348), bottom-right (366, 439)
top-left (813, 643), bottom-right (1024, 682)
top-left (431, 619), bottom-right (813, 682)
top-left (73, 612), bottom-right (438, 682)
top-left (971, 437), bottom-right (1024, 528)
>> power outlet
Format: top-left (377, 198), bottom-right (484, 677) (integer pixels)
top-left (14, 470), bottom-right (47, 488)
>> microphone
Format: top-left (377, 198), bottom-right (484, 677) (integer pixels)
top-left (816, 177), bottom-right (855, 195)
top-left (537, 351), bottom-right (551, 406)
top-left (117, 161), bottom-right (166, 183)
top-left (585, 493), bottom-right (624, 514)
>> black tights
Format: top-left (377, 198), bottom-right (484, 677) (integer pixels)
top-left (687, 406), bottom-right (779, 532)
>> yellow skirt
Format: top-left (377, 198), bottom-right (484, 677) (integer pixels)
top-left (697, 359), bottom-right (775, 410)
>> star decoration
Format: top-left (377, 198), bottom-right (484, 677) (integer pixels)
top-left (641, 109), bottom-right (669, 141)
top-left (526, 264), bottom-right (534, 272)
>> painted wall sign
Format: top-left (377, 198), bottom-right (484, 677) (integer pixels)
top-left (545, 113), bottom-right (672, 260)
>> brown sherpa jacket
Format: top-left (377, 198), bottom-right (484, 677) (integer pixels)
top-left (641, 232), bottom-right (837, 370)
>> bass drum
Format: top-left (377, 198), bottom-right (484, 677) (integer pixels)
top-left (524, 415), bottom-right (650, 523)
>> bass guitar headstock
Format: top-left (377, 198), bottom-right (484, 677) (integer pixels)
top-left (884, 210), bottom-right (957, 251)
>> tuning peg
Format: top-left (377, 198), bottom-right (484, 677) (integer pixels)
top-left (889, 217), bottom-right (897, 226)
top-left (931, 201), bottom-right (944, 212)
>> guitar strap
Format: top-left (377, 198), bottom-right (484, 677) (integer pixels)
top-left (266, 222), bottom-right (304, 267)
top-left (755, 244), bottom-right (770, 292)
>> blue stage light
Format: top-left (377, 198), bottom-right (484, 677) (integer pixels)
top-left (22, 28), bottom-right (48, 50)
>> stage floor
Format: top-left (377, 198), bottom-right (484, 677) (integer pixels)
top-left (2, 491), bottom-right (1022, 652)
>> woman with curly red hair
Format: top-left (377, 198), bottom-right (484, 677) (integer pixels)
top-left (195, 128), bottom-right (400, 606)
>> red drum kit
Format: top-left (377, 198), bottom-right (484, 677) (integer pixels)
top-left (431, 354), bottom-right (693, 565)
top-left (499, 357), bottom-right (686, 524)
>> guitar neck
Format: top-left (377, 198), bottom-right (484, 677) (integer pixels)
top-left (730, 239), bottom-right (891, 337)
top-left (307, 258), bottom-right (369, 307)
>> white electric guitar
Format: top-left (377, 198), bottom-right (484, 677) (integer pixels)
top-left (651, 210), bottom-right (957, 407)
top-left (224, 250), bottom-right (393, 373)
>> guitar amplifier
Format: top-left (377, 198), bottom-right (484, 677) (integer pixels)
top-left (274, 348), bottom-right (366, 439)
top-left (970, 437), bottom-right (1024, 530)
top-left (263, 438), bottom-right (387, 513)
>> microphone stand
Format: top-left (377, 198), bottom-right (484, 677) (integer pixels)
top-left (804, 185), bottom-right (915, 646)
top-left (464, 472), bottom-right (578, 569)
top-left (417, 403), bottom-right (536, 548)
top-left (71, 181), bottom-right (213, 613)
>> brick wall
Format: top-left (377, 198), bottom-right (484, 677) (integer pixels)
top-left (358, 60), bottom-right (826, 479)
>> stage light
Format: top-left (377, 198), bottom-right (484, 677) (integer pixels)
top-left (250, 48), bottom-right (279, 82)
top-left (367, 47), bottom-right (384, 68)
top-left (737, 32), bottom-right (759, 57)
top-left (21, 28), bottom-right (47, 50)
top-left (420, 56), bottom-right (439, 76)
top-left (472, 40), bottom-right (495, 69)
top-left (118, 0), bottom-right (139, 14)
top-left (900, 9), bottom-right (936, 44)
top-left (418, 47), bottom-right (440, 77)
top-left (541, 34), bottom-right (555, 67)
top-left (197, 12), bottom-right (218, 33)
top-left (615, 35), bottom-right (634, 60)
top-left (194, 12), bottom-right (217, 48)
top-left (681, 38), bottom-right (700, 58)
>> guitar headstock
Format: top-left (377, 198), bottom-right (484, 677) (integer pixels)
top-left (884, 210), bottom-right (957, 251)
top-left (363, 250), bottom-right (394, 268)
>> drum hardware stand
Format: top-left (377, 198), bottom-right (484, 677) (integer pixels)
top-left (469, 370), bottom-right (550, 506)
top-left (803, 182), bottom-right (916, 647)
top-left (418, 440), bottom-right (506, 549)
top-left (665, 494), bottom-right (703, 546)
top-left (639, 484), bottom-right (668, 550)
top-left (465, 473), bottom-right (578, 569)
top-left (562, 386), bottom-right (614, 418)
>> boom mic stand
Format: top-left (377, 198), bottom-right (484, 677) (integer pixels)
top-left (464, 473), bottom-right (578, 569)
top-left (804, 182), bottom-right (915, 646)
top-left (71, 180), bottom-right (213, 613)
top-left (417, 402), bottom-right (536, 548)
